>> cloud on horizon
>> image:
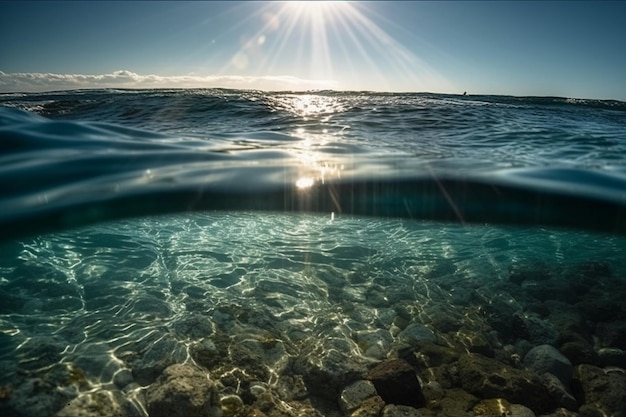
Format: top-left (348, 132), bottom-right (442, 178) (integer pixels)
top-left (0, 70), bottom-right (340, 92)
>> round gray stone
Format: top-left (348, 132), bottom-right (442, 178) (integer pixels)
top-left (523, 344), bottom-right (573, 386)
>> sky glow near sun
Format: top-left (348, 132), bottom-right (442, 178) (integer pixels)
top-left (225, 1), bottom-right (451, 92)
top-left (0, 1), bottom-right (452, 93)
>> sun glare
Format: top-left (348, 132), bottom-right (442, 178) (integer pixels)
top-left (220, 1), bottom-right (450, 92)
top-left (284, 1), bottom-right (349, 15)
top-left (295, 176), bottom-right (315, 189)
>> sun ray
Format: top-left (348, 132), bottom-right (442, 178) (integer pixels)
top-left (213, 1), bottom-right (451, 92)
top-left (261, 8), bottom-right (302, 77)
top-left (332, 10), bottom-right (385, 88)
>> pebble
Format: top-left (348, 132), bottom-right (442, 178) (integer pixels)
top-left (221, 394), bottom-right (244, 416)
top-left (397, 323), bottom-right (436, 345)
top-left (340, 380), bottom-right (378, 414)
top-left (421, 380), bottom-right (445, 401)
top-left (509, 404), bottom-right (537, 417)
top-left (354, 329), bottom-right (393, 359)
top-left (381, 404), bottom-right (424, 417)
top-left (249, 382), bottom-right (268, 399)
top-left (598, 347), bottom-right (626, 368)
top-left (113, 369), bottom-right (134, 389)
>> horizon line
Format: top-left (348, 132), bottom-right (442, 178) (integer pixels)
top-left (1, 87), bottom-right (624, 104)
top-left (1, 70), bottom-right (624, 103)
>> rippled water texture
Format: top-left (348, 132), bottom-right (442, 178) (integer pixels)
top-left (1, 90), bottom-right (625, 237)
top-left (1, 212), bottom-right (625, 416)
top-left (0, 90), bottom-right (625, 416)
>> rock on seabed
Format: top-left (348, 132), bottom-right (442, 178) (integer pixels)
top-left (145, 364), bottom-right (221, 417)
top-left (368, 359), bottom-right (426, 408)
top-left (457, 353), bottom-right (553, 414)
top-left (523, 344), bottom-right (573, 387)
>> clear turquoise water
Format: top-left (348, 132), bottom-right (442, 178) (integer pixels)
top-left (0, 90), bottom-right (625, 416)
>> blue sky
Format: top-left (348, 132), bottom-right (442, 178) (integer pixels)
top-left (1, 1), bottom-right (625, 100)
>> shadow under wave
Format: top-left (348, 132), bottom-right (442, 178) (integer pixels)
top-left (1, 106), bottom-right (625, 241)
top-left (1, 172), bottom-right (625, 242)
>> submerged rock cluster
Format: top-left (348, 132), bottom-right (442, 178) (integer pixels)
top-left (0, 252), bottom-right (624, 417)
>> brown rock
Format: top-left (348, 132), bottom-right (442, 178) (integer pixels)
top-left (145, 364), bottom-right (220, 417)
top-left (540, 372), bottom-right (578, 412)
top-left (571, 364), bottom-right (626, 417)
top-left (472, 398), bottom-right (513, 415)
top-left (413, 343), bottom-right (460, 368)
top-left (56, 390), bottom-right (138, 417)
top-left (368, 359), bottom-right (426, 408)
top-left (457, 353), bottom-right (553, 414)
top-left (422, 388), bottom-right (478, 417)
top-left (296, 342), bottom-right (367, 401)
top-left (559, 340), bottom-right (600, 366)
top-left (421, 365), bottom-right (456, 389)
top-left (351, 395), bottom-right (386, 417)
top-left (452, 329), bottom-right (495, 357)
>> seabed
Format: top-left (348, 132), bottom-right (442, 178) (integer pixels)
top-left (0, 213), bottom-right (625, 417)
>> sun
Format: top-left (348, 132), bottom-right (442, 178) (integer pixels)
top-left (221, 1), bottom-right (450, 92)
top-left (272, 1), bottom-right (354, 81)
top-left (280, 1), bottom-right (352, 30)
top-left (283, 1), bottom-right (349, 15)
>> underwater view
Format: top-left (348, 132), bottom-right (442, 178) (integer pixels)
top-left (0, 89), bottom-right (625, 417)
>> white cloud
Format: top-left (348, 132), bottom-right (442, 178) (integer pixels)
top-left (0, 70), bottom-right (340, 92)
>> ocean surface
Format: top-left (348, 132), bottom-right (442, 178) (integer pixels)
top-left (0, 89), bottom-right (625, 417)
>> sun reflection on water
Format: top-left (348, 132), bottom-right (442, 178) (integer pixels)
top-left (295, 177), bottom-right (314, 189)
top-left (264, 93), bottom-right (349, 190)
top-left (269, 93), bottom-right (347, 120)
